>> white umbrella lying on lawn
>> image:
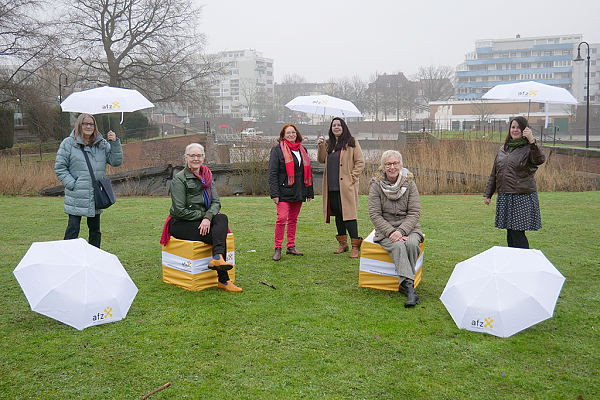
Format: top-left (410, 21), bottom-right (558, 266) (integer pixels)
top-left (285, 94), bottom-right (363, 118)
top-left (13, 238), bottom-right (138, 330)
top-left (440, 246), bottom-right (565, 338)
top-left (482, 81), bottom-right (578, 127)
top-left (60, 86), bottom-right (154, 124)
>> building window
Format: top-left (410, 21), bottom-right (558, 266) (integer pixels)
top-left (522, 63), bottom-right (531, 69)
top-left (510, 52), bottom-right (517, 57)
top-left (496, 64), bottom-right (503, 70)
top-left (554, 60), bottom-right (572, 67)
top-left (521, 51), bottom-right (531, 57)
top-left (544, 51), bottom-right (553, 56)
top-left (562, 50), bottom-right (572, 55)
top-left (544, 62), bottom-right (553, 68)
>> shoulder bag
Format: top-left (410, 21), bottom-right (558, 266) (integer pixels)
top-left (81, 146), bottom-right (116, 209)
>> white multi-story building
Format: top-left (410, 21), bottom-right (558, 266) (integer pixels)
top-left (211, 49), bottom-right (274, 118)
top-left (456, 34), bottom-right (587, 100)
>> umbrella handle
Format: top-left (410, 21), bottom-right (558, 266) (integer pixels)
top-left (120, 112), bottom-right (124, 124)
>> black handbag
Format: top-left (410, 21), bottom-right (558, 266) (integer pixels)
top-left (81, 146), bottom-right (116, 209)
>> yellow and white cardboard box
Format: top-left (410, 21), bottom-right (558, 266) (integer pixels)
top-left (359, 229), bottom-right (424, 291)
top-left (162, 233), bottom-right (236, 291)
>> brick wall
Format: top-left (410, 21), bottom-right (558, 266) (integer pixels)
top-left (546, 146), bottom-right (600, 174)
top-left (118, 134), bottom-right (210, 170)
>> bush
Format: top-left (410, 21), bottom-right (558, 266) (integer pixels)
top-left (0, 107), bottom-right (15, 150)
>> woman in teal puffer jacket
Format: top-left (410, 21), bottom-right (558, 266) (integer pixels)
top-left (55, 113), bottom-right (123, 248)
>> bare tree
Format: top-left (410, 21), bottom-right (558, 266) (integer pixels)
top-left (59, 0), bottom-right (220, 107)
top-left (0, 0), bottom-right (59, 105)
top-left (348, 75), bottom-right (369, 114)
top-left (278, 74), bottom-right (307, 104)
top-left (412, 65), bottom-right (456, 103)
top-left (470, 99), bottom-right (499, 127)
top-left (239, 78), bottom-right (263, 118)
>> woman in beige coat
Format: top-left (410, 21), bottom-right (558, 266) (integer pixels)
top-left (317, 117), bottom-right (365, 257)
top-left (368, 150), bottom-right (423, 307)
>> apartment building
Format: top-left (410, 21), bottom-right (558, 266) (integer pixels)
top-left (211, 49), bottom-right (274, 118)
top-left (456, 34), bottom-right (583, 100)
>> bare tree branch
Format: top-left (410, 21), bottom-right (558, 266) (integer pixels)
top-left (59, 0), bottom-right (221, 109)
top-left (411, 65), bottom-right (456, 103)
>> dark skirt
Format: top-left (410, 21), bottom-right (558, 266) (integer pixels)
top-left (495, 192), bottom-right (542, 231)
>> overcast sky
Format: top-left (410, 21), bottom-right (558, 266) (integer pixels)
top-left (199, 0), bottom-right (600, 83)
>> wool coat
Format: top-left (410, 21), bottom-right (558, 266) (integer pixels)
top-left (368, 169), bottom-right (423, 243)
top-left (268, 144), bottom-right (314, 203)
top-left (317, 139), bottom-right (365, 222)
top-left (55, 131), bottom-right (123, 217)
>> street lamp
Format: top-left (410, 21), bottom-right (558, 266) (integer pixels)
top-left (58, 73), bottom-right (68, 104)
top-left (574, 41), bottom-right (590, 148)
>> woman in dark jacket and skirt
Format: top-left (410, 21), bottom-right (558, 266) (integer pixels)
top-left (268, 124), bottom-right (314, 261)
top-left (484, 116), bottom-right (545, 248)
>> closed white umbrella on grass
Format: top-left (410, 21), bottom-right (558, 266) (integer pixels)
top-left (13, 238), bottom-right (138, 330)
top-left (440, 246), bottom-right (565, 338)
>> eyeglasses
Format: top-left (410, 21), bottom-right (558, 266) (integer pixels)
top-left (187, 154), bottom-right (205, 159)
top-left (385, 162), bottom-right (400, 168)
top-left (82, 122), bottom-right (95, 127)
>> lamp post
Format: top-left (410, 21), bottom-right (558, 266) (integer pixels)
top-left (58, 73), bottom-right (68, 104)
top-left (574, 41), bottom-right (590, 148)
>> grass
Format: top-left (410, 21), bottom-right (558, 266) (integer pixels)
top-left (1, 193), bottom-right (599, 399)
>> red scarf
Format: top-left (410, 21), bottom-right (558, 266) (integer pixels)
top-left (281, 139), bottom-right (312, 187)
top-left (191, 165), bottom-right (213, 208)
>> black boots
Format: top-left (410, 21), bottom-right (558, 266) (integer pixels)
top-left (400, 279), bottom-right (420, 308)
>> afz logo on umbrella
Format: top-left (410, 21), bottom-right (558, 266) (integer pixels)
top-left (92, 307), bottom-right (114, 322)
top-left (102, 101), bottom-right (121, 110)
top-left (517, 90), bottom-right (538, 97)
top-left (311, 100), bottom-right (328, 105)
top-left (471, 317), bottom-right (494, 330)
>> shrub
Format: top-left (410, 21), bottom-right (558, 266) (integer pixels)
top-left (0, 107), bottom-right (15, 150)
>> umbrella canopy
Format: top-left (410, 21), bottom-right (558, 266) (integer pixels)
top-left (482, 81), bottom-right (578, 105)
top-left (440, 246), bottom-right (565, 338)
top-left (60, 86), bottom-right (154, 115)
top-left (13, 238), bottom-right (138, 330)
top-left (285, 95), bottom-right (363, 118)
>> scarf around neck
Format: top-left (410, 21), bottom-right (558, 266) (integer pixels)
top-left (507, 137), bottom-right (529, 152)
top-left (378, 168), bottom-right (409, 200)
top-left (190, 165), bottom-right (213, 208)
top-left (281, 139), bottom-right (312, 187)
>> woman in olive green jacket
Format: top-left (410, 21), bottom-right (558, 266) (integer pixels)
top-left (162, 143), bottom-right (242, 292)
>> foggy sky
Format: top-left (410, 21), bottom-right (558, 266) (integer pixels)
top-left (199, 0), bottom-right (600, 83)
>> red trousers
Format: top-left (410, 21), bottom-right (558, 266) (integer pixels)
top-left (274, 201), bottom-right (303, 248)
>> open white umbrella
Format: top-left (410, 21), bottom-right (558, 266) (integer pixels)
top-left (61, 86), bottom-right (154, 123)
top-left (440, 246), bottom-right (565, 338)
top-left (482, 81), bottom-right (578, 127)
top-left (285, 94), bottom-right (363, 118)
top-left (13, 238), bottom-right (138, 330)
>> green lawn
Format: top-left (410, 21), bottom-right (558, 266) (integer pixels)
top-left (1, 193), bottom-right (598, 399)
